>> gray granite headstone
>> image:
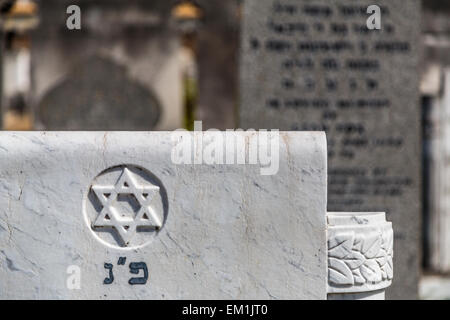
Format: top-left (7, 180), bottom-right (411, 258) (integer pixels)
top-left (240, 0), bottom-right (421, 299)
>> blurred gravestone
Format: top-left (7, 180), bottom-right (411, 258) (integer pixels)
top-left (32, 0), bottom-right (183, 130)
top-left (38, 56), bottom-right (161, 130)
top-left (240, 0), bottom-right (421, 299)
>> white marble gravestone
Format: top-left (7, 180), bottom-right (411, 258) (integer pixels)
top-left (0, 131), bottom-right (329, 299)
top-left (0, 131), bottom-right (393, 299)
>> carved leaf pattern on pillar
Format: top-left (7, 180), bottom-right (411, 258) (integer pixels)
top-left (328, 229), bottom-right (393, 286)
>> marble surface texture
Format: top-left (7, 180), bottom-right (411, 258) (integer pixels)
top-left (0, 131), bottom-right (327, 299)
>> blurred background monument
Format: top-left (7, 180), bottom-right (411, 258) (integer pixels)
top-left (240, 0), bottom-right (421, 299)
top-left (0, 0), bottom-right (240, 131)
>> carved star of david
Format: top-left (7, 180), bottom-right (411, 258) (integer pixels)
top-left (91, 167), bottom-right (162, 246)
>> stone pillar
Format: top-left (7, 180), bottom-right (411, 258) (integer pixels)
top-left (327, 212), bottom-right (393, 300)
top-left (428, 69), bottom-right (450, 272)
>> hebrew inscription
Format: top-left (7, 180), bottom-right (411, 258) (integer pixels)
top-left (103, 257), bottom-right (149, 285)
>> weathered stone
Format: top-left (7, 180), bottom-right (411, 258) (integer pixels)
top-left (0, 131), bottom-right (327, 299)
top-left (240, 0), bottom-right (421, 299)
